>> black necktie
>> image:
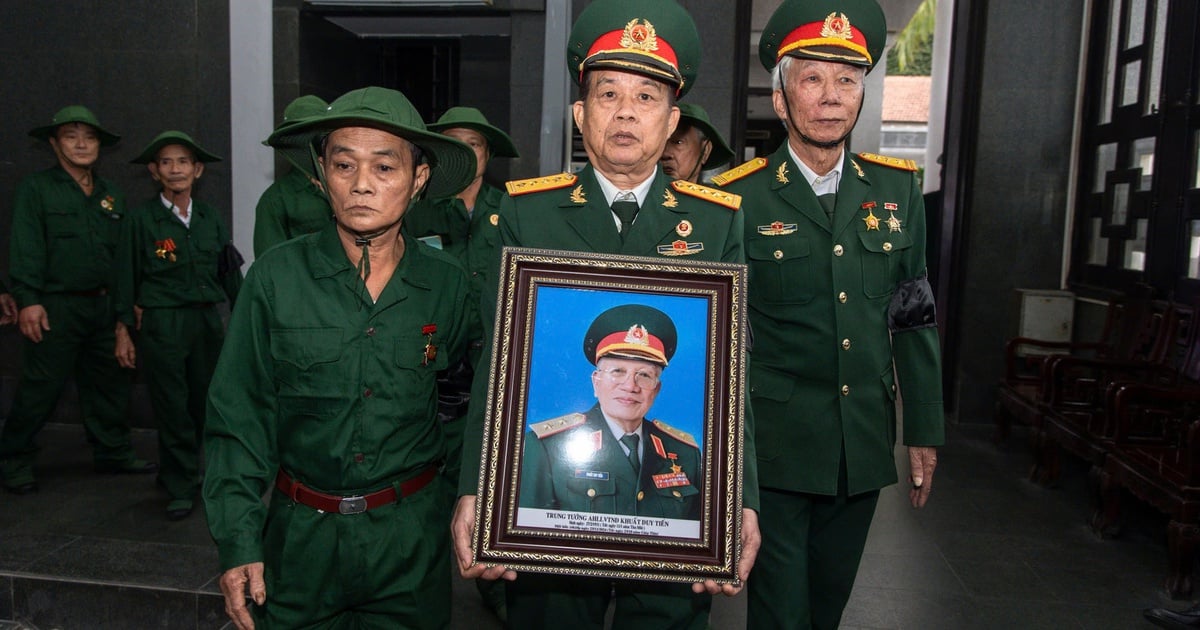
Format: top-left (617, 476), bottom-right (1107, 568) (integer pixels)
top-left (818, 193), bottom-right (836, 222)
top-left (612, 193), bottom-right (639, 240)
top-left (619, 434), bottom-right (640, 475)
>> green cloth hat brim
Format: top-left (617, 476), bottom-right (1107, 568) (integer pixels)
top-left (759, 0), bottom-right (887, 73)
top-left (264, 97), bottom-right (332, 173)
top-left (131, 131), bottom-right (222, 164)
top-left (676, 103), bottom-right (735, 170)
top-left (428, 107), bottom-right (519, 159)
top-left (268, 86), bottom-right (476, 200)
top-left (567, 0), bottom-right (700, 97)
top-left (29, 105), bottom-right (120, 146)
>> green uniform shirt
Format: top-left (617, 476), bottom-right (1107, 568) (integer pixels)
top-left (252, 169), bottom-right (331, 256)
top-left (114, 197), bottom-right (239, 326)
top-left (8, 166), bottom-right (125, 306)
top-left (720, 147), bottom-right (944, 497)
top-left (459, 164), bottom-right (760, 510)
top-left (204, 224), bottom-right (470, 570)
top-left (520, 405), bottom-right (701, 519)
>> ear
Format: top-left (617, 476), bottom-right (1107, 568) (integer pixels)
top-left (771, 89), bottom-right (789, 122)
top-left (699, 139), bottom-right (713, 164)
top-left (572, 101), bottom-right (586, 132)
top-left (194, 162), bottom-right (205, 179)
top-left (147, 162), bottom-right (161, 182)
top-left (410, 163), bottom-right (432, 202)
top-left (666, 105), bottom-right (680, 138)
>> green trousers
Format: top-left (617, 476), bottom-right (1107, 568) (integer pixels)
top-left (140, 306), bottom-right (223, 501)
top-left (0, 293), bottom-right (136, 471)
top-left (254, 476), bottom-right (454, 628)
top-left (506, 573), bottom-right (710, 629)
top-left (747, 477), bottom-right (879, 630)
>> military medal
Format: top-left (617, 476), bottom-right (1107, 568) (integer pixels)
top-left (862, 209), bottom-right (880, 231)
top-left (101, 195), bottom-right (115, 212)
top-left (887, 212), bottom-right (903, 233)
top-left (657, 240), bottom-right (704, 256)
top-left (775, 162), bottom-right (790, 184)
top-left (155, 238), bottom-right (177, 262)
top-left (675, 219), bottom-right (693, 237)
top-left (662, 189), bottom-right (679, 208)
top-left (421, 323), bottom-right (437, 365)
top-left (884, 202), bottom-right (899, 211)
top-left (489, 214), bottom-right (499, 226)
top-left (758, 221), bottom-right (798, 236)
top-left (668, 452), bottom-right (682, 474)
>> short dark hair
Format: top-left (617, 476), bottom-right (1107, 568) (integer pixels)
top-left (578, 70), bottom-right (678, 108)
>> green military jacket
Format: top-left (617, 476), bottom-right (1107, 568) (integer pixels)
top-left (458, 164), bottom-right (759, 510)
top-left (114, 196), bottom-right (241, 326)
top-left (204, 223), bottom-right (470, 571)
top-left (8, 166), bottom-right (125, 306)
top-left (520, 405), bottom-right (701, 519)
top-left (252, 169), bottom-right (331, 256)
top-left (718, 146), bottom-right (944, 497)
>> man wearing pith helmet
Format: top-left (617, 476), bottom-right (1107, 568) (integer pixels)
top-left (252, 94), bottom-right (332, 256)
top-left (203, 86), bottom-right (476, 629)
top-left (519, 304), bottom-right (702, 520)
top-left (450, 0), bottom-right (761, 627)
top-left (713, 0), bottom-right (944, 627)
top-left (2, 106), bottom-right (157, 495)
top-left (114, 131), bottom-right (241, 521)
top-left (660, 102), bottom-right (735, 184)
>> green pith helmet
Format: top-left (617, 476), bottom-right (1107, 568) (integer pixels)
top-left (267, 86), bottom-right (477, 199)
top-left (29, 105), bottom-right (120, 146)
top-left (131, 130), bottom-right (222, 164)
top-left (567, 0), bottom-right (701, 97)
top-left (584, 304), bottom-right (678, 367)
top-left (759, 0), bottom-right (887, 73)
top-left (428, 107), bottom-right (519, 159)
top-left (266, 95), bottom-right (330, 172)
top-left (676, 103), bottom-right (734, 170)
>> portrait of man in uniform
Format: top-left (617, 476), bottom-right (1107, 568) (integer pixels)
top-left (515, 301), bottom-right (706, 538)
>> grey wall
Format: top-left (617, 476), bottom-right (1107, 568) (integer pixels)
top-left (949, 0), bottom-right (1084, 422)
top-left (0, 2), bottom-right (231, 417)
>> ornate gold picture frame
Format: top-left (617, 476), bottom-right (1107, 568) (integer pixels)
top-left (472, 247), bottom-right (747, 584)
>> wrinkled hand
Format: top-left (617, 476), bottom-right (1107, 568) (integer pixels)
top-left (908, 446), bottom-right (938, 508)
top-left (219, 562), bottom-right (266, 630)
top-left (114, 322), bottom-right (137, 369)
top-left (693, 508), bottom-right (760, 596)
top-left (451, 495), bottom-right (516, 581)
top-left (133, 304), bottom-right (144, 331)
top-left (18, 304), bottom-right (49, 343)
top-left (0, 293), bottom-right (17, 326)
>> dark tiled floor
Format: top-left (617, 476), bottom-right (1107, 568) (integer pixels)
top-left (0, 421), bottom-right (1188, 628)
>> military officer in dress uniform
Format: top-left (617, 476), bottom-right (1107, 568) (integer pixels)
top-left (660, 103), bottom-right (734, 185)
top-left (252, 95), bottom-right (331, 256)
top-left (519, 305), bottom-right (701, 520)
top-left (204, 86), bottom-right (476, 630)
top-left (2, 106), bottom-right (156, 494)
top-left (114, 131), bottom-right (242, 520)
top-left (713, 1), bottom-right (944, 628)
top-left (451, 1), bottom-right (760, 627)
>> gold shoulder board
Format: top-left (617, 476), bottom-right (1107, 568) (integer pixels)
top-left (652, 419), bottom-right (698, 449)
top-left (670, 180), bottom-right (742, 211)
top-left (711, 157), bottom-right (768, 186)
top-left (505, 173), bottom-right (578, 196)
top-left (530, 412), bottom-right (587, 438)
top-left (856, 152), bottom-right (919, 172)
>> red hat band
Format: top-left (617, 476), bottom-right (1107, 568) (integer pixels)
top-left (776, 12), bottom-right (872, 66)
top-left (581, 19), bottom-right (682, 90)
top-left (595, 324), bottom-right (668, 366)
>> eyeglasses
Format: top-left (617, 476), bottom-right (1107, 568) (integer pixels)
top-left (595, 366), bottom-right (660, 389)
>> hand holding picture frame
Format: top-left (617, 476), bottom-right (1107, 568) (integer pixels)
top-left (472, 247), bottom-right (747, 584)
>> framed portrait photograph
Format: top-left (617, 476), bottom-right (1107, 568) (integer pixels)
top-left (472, 247), bottom-right (748, 584)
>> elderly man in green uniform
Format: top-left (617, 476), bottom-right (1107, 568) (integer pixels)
top-left (660, 102), bottom-right (734, 185)
top-left (519, 305), bottom-right (702, 521)
top-left (114, 131), bottom-right (241, 520)
top-left (451, 1), bottom-right (760, 627)
top-left (252, 95), bottom-right (332, 256)
top-left (1, 106), bottom-right (156, 494)
top-left (204, 86), bottom-right (476, 630)
top-left (713, 1), bottom-right (944, 627)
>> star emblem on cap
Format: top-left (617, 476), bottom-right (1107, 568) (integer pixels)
top-left (621, 19), bottom-right (659, 51)
top-left (821, 12), bottom-right (853, 40)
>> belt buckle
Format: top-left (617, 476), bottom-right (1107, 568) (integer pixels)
top-left (339, 495), bottom-right (367, 515)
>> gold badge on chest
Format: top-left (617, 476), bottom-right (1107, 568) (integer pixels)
top-left (675, 219), bottom-right (693, 237)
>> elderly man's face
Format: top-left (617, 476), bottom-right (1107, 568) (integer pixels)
top-left (573, 70), bottom-right (680, 179)
top-left (660, 124), bottom-right (711, 182)
top-left (773, 58), bottom-right (865, 148)
top-left (49, 123), bottom-right (100, 171)
top-left (591, 356), bottom-right (663, 431)
top-left (149, 144), bottom-right (204, 196)
top-left (442, 127), bottom-right (489, 181)
top-left (320, 126), bottom-right (430, 234)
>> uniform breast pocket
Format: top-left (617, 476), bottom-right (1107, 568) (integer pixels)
top-left (45, 209), bottom-right (82, 239)
top-left (857, 230), bottom-right (913, 298)
top-left (391, 334), bottom-right (449, 420)
top-left (271, 328), bottom-right (345, 398)
top-left (747, 237), bottom-right (813, 304)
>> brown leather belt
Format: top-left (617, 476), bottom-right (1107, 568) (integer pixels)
top-left (274, 467), bottom-right (437, 515)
